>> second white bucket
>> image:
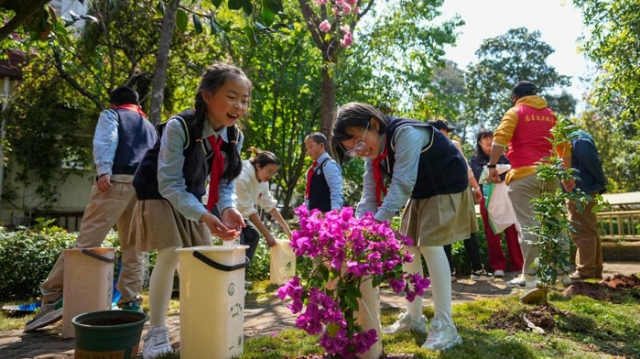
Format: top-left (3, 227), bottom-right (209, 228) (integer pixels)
top-left (177, 245), bottom-right (249, 359)
top-left (62, 247), bottom-right (116, 338)
top-left (269, 239), bottom-right (296, 285)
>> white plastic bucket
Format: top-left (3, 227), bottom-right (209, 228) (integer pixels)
top-left (177, 245), bottom-right (249, 359)
top-left (62, 247), bottom-right (116, 338)
top-left (357, 277), bottom-right (382, 359)
top-left (269, 239), bottom-right (296, 285)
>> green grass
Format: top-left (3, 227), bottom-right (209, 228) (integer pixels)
top-left (3, 282), bottom-right (639, 359)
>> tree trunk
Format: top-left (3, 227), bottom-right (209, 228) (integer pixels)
top-left (149, 0), bottom-right (179, 125)
top-left (320, 64), bottom-right (336, 138)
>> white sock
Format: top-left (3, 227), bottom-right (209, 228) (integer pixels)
top-left (148, 246), bottom-right (179, 328)
top-left (420, 245), bottom-right (455, 327)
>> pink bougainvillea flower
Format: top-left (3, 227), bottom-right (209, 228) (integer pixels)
top-left (278, 206), bottom-right (430, 358)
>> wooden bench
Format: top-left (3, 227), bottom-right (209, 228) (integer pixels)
top-left (597, 192), bottom-right (640, 241)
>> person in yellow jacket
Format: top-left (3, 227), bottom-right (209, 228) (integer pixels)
top-left (486, 81), bottom-right (575, 288)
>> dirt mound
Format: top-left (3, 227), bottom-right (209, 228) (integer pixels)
top-left (563, 274), bottom-right (640, 302)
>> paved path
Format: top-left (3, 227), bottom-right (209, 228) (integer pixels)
top-left (2, 262), bottom-right (639, 359)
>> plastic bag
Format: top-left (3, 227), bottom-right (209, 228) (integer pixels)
top-left (484, 182), bottom-right (518, 233)
top-left (269, 240), bottom-right (296, 285)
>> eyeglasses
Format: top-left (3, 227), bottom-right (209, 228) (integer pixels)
top-left (346, 122), bottom-right (370, 157)
top-left (265, 168), bottom-right (277, 177)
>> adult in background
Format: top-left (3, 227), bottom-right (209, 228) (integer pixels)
top-left (487, 81), bottom-right (574, 289)
top-left (567, 127), bottom-right (607, 280)
top-left (470, 129), bottom-right (523, 278)
top-left (428, 119), bottom-right (491, 282)
top-left (236, 147), bottom-right (293, 263)
top-left (332, 102), bottom-right (476, 350)
top-left (25, 86), bottom-right (157, 332)
top-left (304, 132), bottom-right (344, 212)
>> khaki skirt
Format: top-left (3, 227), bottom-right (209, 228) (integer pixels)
top-left (128, 199), bottom-right (211, 251)
top-left (401, 188), bottom-right (478, 247)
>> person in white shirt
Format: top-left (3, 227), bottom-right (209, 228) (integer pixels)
top-left (236, 147), bottom-right (293, 262)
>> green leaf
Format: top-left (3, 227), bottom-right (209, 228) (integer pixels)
top-left (263, 0), bottom-right (284, 14)
top-left (193, 14), bottom-right (203, 34)
top-left (243, 25), bottom-right (257, 46)
top-left (211, 0), bottom-right (223, 7)
top-left (209, 16), bottom-right (221, 34)
top-left (261, 7), bottom-right (275, 27)
top-left (228, 0), bottom-right (243, 11)
top-left (176, 9), bottom-right (188, 32)
top-left (157, 1), bottom-right (165, 15)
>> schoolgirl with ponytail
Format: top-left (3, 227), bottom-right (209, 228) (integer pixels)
top-left (235, 147), bottom-right (293, 266)
top-left (130, 62), bottom-right (251, 359)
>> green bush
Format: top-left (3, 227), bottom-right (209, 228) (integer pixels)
top-left (0, 220), bottom-right (77, 301)
top-left (0, 219), bottom-right (124, 302)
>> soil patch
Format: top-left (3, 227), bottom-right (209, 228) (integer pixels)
top-left (486, 275), bottom-right (640, 333)
top-left (486, 305), bottom-right (562, 333)
top-left (563, 274), bottom-right (640, 303)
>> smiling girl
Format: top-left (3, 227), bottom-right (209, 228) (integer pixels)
top-left (331, 102), bottom-right (477, 351)
top-left (129, 62), bottom-right (250, 359)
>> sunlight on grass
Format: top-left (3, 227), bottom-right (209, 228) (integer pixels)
top-left (2, 284), bottom-right (639, 358)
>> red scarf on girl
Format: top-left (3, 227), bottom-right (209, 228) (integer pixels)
top-left (372, 145), bottom-right (388, 206)
top-left (206, 135), bottom-right (224, 211)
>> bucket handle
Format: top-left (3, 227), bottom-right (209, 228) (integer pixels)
top-left (81, 249), bottom-right (117, 264)
top-left (193, 250), bottom-right (249, 272)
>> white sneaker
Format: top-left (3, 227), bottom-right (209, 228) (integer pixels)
top-left (507, 274), bottom-right (539, 288)
top-left (381, 311), bottom-right (427, 334)
top-left (493, 270), bottom-right (505, 278)
top-left (422, 319), bottom-right (463, 351)
top-left (143, 326), bottom-right (172, 359)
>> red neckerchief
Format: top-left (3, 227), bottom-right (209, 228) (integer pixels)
top-left (372, 145), bottom-right (388, 207)
top-left (305, 161), bottom-right (317, 199)
top-left (206, 136), bottom-right (224, 211)
top-left (113, 104), bottom-right (147, 118)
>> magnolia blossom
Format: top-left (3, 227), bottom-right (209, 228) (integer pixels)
top-left (319, 19), bottom-right (331, 32)
top-left (279, 206), bottom-right (430, 358)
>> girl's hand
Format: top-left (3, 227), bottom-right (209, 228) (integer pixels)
top-left (201, 212), bottom-right (238, 240)
top-left (221, 207), bottom-right (246, 233)
top-left (265, 235), bottom-right (277, 247)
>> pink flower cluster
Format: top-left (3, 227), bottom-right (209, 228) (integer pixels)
top-left (277, 206), bottom-right (430, 358)
top-left (313, 0), bottom-right (359, 47)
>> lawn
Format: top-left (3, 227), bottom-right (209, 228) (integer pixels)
top-left (2, 277), bottom-right (639, 359)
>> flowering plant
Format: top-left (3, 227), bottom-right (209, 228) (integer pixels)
top-left (277, 206), bottom-right (430, 358)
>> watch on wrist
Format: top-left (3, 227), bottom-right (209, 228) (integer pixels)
top-left (486, 164), bottom-right (497, 169)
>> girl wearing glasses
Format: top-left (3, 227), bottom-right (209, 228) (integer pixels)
top-left (331, 102), bottom-right (477, 351)
top-left (235, 147), bottom-right (293, 264)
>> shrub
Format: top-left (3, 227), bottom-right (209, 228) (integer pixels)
top-left (0, 219), bottom-right (124, 301)
top-left (0, 220), bottom-right (77, 301)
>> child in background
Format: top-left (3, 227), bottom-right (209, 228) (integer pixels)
top-left (236, 147), bottom-right (293, 264)
top-left (304, 132), bottom-right (344, 212)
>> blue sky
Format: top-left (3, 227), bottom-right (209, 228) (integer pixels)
top-left (438, 0), bottom-right (593, 104)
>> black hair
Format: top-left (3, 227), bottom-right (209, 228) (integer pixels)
top-left (109, 86), bottom-right (139, 106)
top-left (186, 62), bottom-right (251, 182)
top-left (331, 102), bottom-right (387, 163)
top-left (305, 132), bottom-right (328, 149)
top-left (474, 129), bottom-right (493, 161)
top-left (512, 81), bottom-right (537, 98)
top-left (248, 146), bottom-right (280, 168)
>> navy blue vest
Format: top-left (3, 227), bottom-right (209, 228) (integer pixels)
top-left (133, 110), bottom-right (235, 201)
top-left (382, 117), bottom-right (468, 199)
top-left (112, 108), bottom-right (156, 175)
top-left (307, 157), bottom-right (334, 212)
